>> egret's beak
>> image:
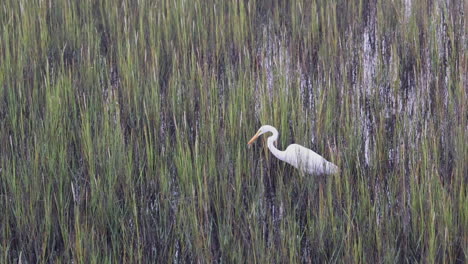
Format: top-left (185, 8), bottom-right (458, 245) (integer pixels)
top-left (248, 131), bottom-right (261, 145)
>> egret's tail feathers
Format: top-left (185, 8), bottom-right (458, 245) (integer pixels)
top-left (327, 162), bottom-right (340, 174)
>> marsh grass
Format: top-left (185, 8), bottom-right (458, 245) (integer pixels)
top-left (1, 0), bottom-right (466, 262)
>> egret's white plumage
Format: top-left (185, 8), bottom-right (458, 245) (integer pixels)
top-left (248, 125), bottom-right (339, 175)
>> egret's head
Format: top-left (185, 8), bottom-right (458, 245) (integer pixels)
top-left (247, 125), bottom-right (269, 145)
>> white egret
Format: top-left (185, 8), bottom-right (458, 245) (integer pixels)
top-left (248, 125), bottom-right (339, 175)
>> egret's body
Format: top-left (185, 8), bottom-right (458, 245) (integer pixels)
top-left (248, 125), bottom-right (339, 175)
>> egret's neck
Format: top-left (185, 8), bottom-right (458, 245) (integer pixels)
top-left (266, 128), bottom-right (286, 161)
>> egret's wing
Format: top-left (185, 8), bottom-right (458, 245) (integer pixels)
top-left (284, 144), bottom-right (338, 175)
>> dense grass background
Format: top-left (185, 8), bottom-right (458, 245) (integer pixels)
top-left (1, 0), bottom-right (466, 262)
